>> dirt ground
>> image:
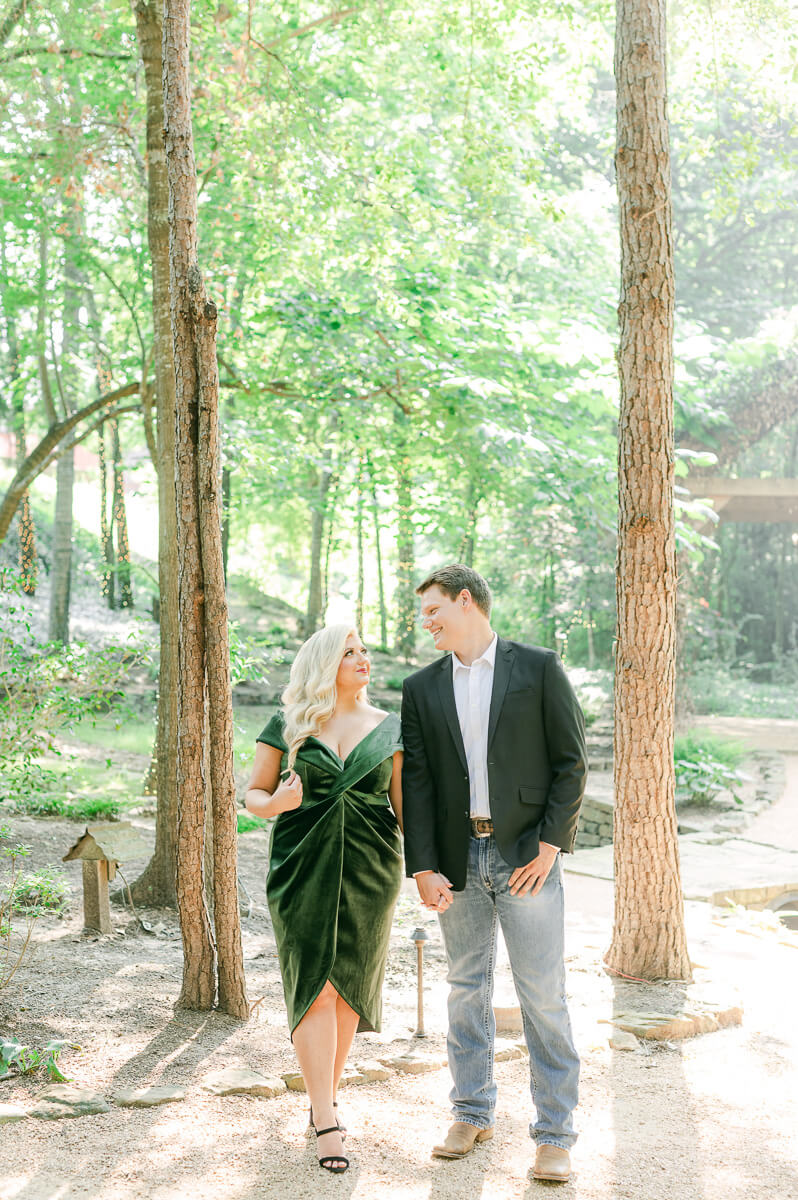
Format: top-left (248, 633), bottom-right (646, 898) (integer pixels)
top-left (2, 755), bottom-right (798, 1199)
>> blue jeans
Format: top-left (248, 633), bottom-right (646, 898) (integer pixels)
top-left (438, 835), bottom-right (579, 1148)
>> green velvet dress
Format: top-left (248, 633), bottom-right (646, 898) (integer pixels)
top-left (256, 711), bottom-right (403, 1035)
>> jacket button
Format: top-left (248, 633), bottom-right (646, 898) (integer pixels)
top-left (463, 774), bottom-right (468, 781)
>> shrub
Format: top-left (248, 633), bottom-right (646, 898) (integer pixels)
top-left (1, 828), bottom-right (35, 993)
top-left (12, 866), bottom-right (69, 915)
top-left (0, 571), bottom-right (136, 808)
top-left (674, 732), bottom-right (750, 807)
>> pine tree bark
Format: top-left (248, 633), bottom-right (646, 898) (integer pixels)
top-left (129, 0), bottom-right (181, 909)
top-left (606, 0), bottom-right (691, 981)
top-left (163, 0), bottom-right (247, 1017)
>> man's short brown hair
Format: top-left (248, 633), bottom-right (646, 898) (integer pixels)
top-left (416, 564), bottom-right (492, 617)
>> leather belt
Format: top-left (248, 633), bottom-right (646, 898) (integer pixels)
top-left (470, 818), bottom-right (494, 838)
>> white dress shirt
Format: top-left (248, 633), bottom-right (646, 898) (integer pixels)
top-left (451, 633), bottom-right (497, 819)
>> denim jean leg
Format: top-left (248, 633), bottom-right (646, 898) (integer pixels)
top-left (493, 847), bottom-right (579, 1149)
top-left (437, 837), bottom-right (498, 1129)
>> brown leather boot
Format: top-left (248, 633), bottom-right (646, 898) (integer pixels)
top-left (532, 1144), bottom-right (571, 1181)
top-left (432, 1121), bottom-right (495, 1159)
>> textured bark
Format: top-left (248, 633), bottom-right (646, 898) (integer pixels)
top-left (129, 0), bottom-right (180, 909)
top-left (606, 0), bottom-right (691, 981)
top-left (164, 0), bottom-right (246, 1017)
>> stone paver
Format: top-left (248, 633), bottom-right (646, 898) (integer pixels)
top-left (203, 1068), bottom-right (286, 1098)
top-left (29, 1085), bottom-right (110, 1120)
top-left (0, 1104), bottom-right (28, 1123)
top-left (113, 1086), bottom-right (186, 1108)
top-left (566, 835), bottom-right (798, 904)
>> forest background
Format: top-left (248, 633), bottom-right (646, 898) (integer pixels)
top-left (1, 0), bottom-right (797, 827)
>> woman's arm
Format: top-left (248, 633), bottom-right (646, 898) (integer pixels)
top-left (388, 750), bottom-right (403, 832)
top-left (245, 742), bottom-right (302, 818)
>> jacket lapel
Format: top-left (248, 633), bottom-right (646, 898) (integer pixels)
top-left (436, 657), bottom-right (468, 772)
top-left (487, 637), bottom-right (514, 749)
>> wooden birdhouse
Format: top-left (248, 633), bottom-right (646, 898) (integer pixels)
top-left (62, 822), bottom-right (148, 934)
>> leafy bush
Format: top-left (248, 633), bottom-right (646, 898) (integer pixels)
top-left (0, 571), bottom-right (136, 807)
top-left (12, 866), bottom-right (69, 915)
top-left (1, 828), bottom-right (35, 992)
top-left (674, 732), bottom-right (750, 807)
top-left (237, 811), bottom-right (265, 834)
top-left (687, 664), bottom-right (797, 719)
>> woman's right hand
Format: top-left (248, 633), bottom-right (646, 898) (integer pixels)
top-left (272, 770), bottom-right (303, 813)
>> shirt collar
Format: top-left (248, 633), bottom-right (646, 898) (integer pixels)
top-left (451, 632), bottom-right (498, 675)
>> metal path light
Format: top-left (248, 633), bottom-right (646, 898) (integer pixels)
top-left (410, 926), bottom-right (429, 1037)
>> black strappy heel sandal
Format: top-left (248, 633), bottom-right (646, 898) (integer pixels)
top-left (315, 1125), bottom-right (349, 1174)
top-left (308, 1102), bottom-right (346, 1136)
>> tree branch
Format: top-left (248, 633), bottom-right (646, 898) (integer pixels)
top-left (0, 43), bottom-right (134, 63)
top-left (0, 381), bottom-right (142, 545)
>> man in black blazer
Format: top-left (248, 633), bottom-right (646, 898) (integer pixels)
top-left (402, 564), bottom-right (587, 1183)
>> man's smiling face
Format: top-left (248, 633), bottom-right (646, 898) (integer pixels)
top-left (419, 584), bottom-right (470, 654)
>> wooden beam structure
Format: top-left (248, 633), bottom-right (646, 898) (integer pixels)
top-left (683, 477), bottom-right (798, 524)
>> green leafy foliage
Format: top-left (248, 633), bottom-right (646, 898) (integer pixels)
top-left (11, 866), bottom-right (69, 915)
top-left (0, 1037), bottom-right (75, 1082)
top-left (674, 732), bottom-right (750, 807)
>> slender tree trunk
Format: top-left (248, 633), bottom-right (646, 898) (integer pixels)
top-left (367, 460), bottom-right (388, 652)
top-left (130, 0), bottom-right (180, 908)
top-left (394, 412), bottom-right (416, 660)
top-left (163, 0), bottom-right (246, 1017)
top-left (111, 419), bottom-right (134, 608)
top-left (304, 418), bottom-right (337, 636)
top-left (48, 225), bottom-right (81, 645)
top-left (606, 0), bottom-right (691, 981)
top-left (2, 242), bottom-right (37, 595)
top-left (355, 457), bottom-right (364, 633)
top-left (98, 422), bottom-right (115, 607)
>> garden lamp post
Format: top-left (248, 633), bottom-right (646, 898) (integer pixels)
top-left (410, 926), bottom-right (429, 1037)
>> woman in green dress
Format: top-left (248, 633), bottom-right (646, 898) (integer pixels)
top-left (245, 625), bottom-right (403, 1175)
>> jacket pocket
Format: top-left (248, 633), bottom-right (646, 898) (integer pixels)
top-left (519, 785), bottom-right (546, 809)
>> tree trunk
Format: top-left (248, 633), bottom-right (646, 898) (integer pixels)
top-left (367, 461), bottom-right (388, 652)
top-left (304, 418), bottom-right (337, 637)
top-left (48, 207), bottom-right (82, 645)
top-left (355, 457), bottom-right (364, 633)
top-left (129, 0), bottom-right (180, 909)
top-left (111, 419), bottom-right (134, 608)
top-left (606, 0), bottom-right (691, 981)
top-left (163, 0), bottom-right (247, 1017)
top-left (98, 422), bottom-right (116, 608)
top-left (394, 414), bottom-right (416, 660)
top-left (2, 242), bottom-right (37, 595)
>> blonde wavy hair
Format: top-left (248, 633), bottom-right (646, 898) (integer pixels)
top-left (282, 624), bottom-right (365, 768)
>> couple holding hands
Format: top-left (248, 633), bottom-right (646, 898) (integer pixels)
top-left (245, 564), bottom-right (587, 1182)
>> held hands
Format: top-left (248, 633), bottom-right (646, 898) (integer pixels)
top-left (415, 871), bottom-right (454, 912)
top-left (508, 840), bottom-right (559, 897)
top-left (272, 770), bottom-right (303, 814)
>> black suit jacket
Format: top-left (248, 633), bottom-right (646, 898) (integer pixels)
top-left (401, 638), bottom-right (587, 891)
